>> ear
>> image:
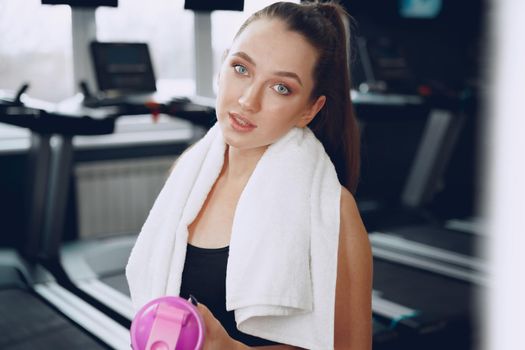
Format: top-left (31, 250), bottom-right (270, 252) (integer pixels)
top-left (296, 95), bottom-right (326, 128)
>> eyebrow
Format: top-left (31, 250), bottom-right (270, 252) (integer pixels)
top-left (231, 51), bottom-right (304, 87)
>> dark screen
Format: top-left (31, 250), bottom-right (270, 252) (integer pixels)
top-left (90, 42), bottom-right (157, 93)
top-left (41, 0), bottom-right (118, 7)
top-left (184, 0), bottom-right (244, 12)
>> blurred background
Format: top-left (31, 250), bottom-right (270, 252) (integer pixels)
top-left (0, 0), bottom-right (523, 349)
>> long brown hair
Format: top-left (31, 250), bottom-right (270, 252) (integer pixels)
top-left (234, 1), bottom-right (360, 194)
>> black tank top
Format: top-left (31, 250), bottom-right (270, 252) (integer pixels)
top-left (179, 244), bottom-right (282, 347)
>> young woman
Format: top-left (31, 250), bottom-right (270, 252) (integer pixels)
top-left (127, 2), bottom-right (372, 349)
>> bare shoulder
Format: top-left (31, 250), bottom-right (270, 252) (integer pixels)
top-left (338, 186), bottom-right (372, 273)
top-left (335, 186), bottom-right (373, 348)
top-left (340, 186), bottom-right (357, 215)
top-left (339, 186), bottom-right (368, 239)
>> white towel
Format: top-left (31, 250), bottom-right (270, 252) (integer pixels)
top-left (126, 123), bottom-right (341, 350)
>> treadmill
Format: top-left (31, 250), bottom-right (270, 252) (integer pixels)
top-left (365, 92), bottom-right (485, 286)
top-left (0, 89), bottom-right (197, 325)
top-left (44, 41), bottom-right (214, 321)
top-left (0, 251), bottom-right (129, 350)
top-left (353, 90), bottom-right (434, 231)
top-left (13, 84), bottom-right (209, 329)
top-left (354, 92), bottom-right (482, 349)
top-left (0, 94), bottom-right (130, 349)
top-left (368, 94), bottom-right (485, 286)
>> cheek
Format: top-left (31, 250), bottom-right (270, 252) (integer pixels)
top-left (216, 77), bottom-right (234, 115)
top-left (265, 95), bottom-right (305, 120)
top-left (217, 73), bottom-right (242, 104)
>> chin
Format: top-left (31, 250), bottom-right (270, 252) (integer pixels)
top-left (222, 133), bottom-right (267, 153)
top-left (222, 133), bottom-right (251, 149)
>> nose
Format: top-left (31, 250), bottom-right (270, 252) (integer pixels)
top-left (238, 82), bottom-right (262, 113)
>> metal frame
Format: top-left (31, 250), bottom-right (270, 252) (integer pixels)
top-left (402, 108), bottom-right (466, 208)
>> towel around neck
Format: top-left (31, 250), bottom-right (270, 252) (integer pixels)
top-left (126, 123), bottom-right (341, 349)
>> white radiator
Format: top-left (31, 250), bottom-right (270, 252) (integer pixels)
top-left (74, 156), bottom-right (176, 239)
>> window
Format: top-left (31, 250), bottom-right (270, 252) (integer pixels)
top-left (0, 0), bottom-right (195, 102)
top-left (0, 0), bottom-right (73, 102)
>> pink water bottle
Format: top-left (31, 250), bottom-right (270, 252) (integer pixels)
top-left (131, 296), bottom-right (205, 350)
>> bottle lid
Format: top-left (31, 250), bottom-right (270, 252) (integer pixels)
top-left (131, 296), bottom-right (205, 350)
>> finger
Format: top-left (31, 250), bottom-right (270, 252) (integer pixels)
top-left (196, 303), bottom-right (213, 319)
top-left (187, 295), bottom-right (207, 313)
top-left (188, 294), bottom-right (199, 306)
top-left (187, 295), bottom-right (214, 322)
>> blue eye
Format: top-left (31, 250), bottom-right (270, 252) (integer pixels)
top-left (234, 64), bottom-right (248, 75)
top-left (273, 84), bottom-right (291, 95)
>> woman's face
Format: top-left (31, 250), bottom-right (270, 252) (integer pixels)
top-left (216, 19), bottom-right (325, 152)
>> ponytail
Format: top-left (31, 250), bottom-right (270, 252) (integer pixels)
top-left (235, 1), bottom-right (361, 194)
top-left (309, 3), bottom-right (360, 194)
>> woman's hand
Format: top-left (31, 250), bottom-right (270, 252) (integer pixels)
top-left (193, 300), bottom-right (245, 350)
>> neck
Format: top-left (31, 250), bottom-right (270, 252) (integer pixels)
top-left (222, 145), bottom-right (268, 185)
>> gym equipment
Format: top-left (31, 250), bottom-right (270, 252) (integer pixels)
top-left (84, 41), bottom-right (216, 128)
top-left (372, 257), bottom-right (478, 350)
top-left (0, 90), bottom-right (130, 349)
top-left (350, 90), bottom-right (481, 349)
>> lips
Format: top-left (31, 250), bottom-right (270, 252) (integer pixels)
top-left (229, 112), bottom-right (257, 128)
